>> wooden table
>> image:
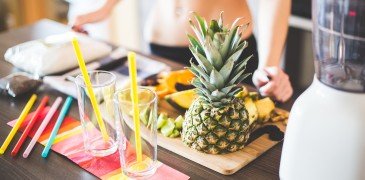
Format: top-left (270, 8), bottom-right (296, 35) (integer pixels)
top-left (0, 19), bottom-right (297, 180)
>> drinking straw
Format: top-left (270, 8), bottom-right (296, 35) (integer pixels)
top-left (41, 96), bottom-right (73, 158)
top-left (11, 96), bottom-right (49, 157)
top-left (71, 37), bottom-right (109, 141)
top-left (128, 52), bottom-right (143, 162)
top-left (0, 94), bottom-right (37, 155)
top-left (23, 97), bottom-right (63, 158)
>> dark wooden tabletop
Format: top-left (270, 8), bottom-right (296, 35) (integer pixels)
top-left (0, 19), bottom-right (297, 180)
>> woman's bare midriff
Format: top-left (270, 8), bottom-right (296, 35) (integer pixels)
top-left (145, 0), bottom-right (253, 47)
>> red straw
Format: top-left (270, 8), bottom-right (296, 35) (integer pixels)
top-left (11, 96), bottom-right (49, 157)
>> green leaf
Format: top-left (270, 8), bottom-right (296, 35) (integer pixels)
top-left (230, 27), bottom-right (242, 51)
top-left (187, 34), bottom-right (205, 56)
top-left (235, 73), bottom-right (251, 84)
top-left (228, 41), bottom-right (248, 62)
top-left (198, 76), bottom-right (216, 92)
top-left (210, 69), bottom-right (225, 89)
top-left (204, 37), bottom-right (223, 70)
top-left (211, 90), bottom-right (226, 99)
top-left (228, 87), bottom-right (242, 97)
top-left (218, 11), bottom-right (224, 29)
top-left (193, 12), bottom-right (208, 39)
top-left (192, 79), bottom-right (212, 94)
top-left (190, 60), bottom-right (210, 81)
top-left (232, 54), bottom-right (253, 76)
top-left (209, 20), bottom-right (221, 33)
top-left (219, 26), bottom-right (238, 59)
top-left (220, 85), bottom-right (236, 94)
top-left (230, 17), bottom-right (243, 30)
top-left (228, 69), bottom-right (245, 86)
top-left (189, 46), bottom-right (213, 73)
top-left (189, 20), bottom-right (204, 44)
top-left (219, 58), bottom-right (234, 83)
top-left (212, 102), bottom-right (223, 107)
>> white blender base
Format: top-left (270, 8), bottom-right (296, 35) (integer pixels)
top-left (280, 77), bottom-right (365, 180)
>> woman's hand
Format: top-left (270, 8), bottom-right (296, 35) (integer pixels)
top-left (252, 66), bottom-right (293, 102)
top-left (71, 0), bottom-right (119, 33)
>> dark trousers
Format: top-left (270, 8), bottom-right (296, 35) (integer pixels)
top-left (150, 35), bottom-right (259, 85)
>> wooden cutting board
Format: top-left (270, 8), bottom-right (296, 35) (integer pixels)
top-left (158, 100), bottom-right (288, 175)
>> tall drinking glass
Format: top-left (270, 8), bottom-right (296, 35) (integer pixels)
top-left (114, 87), bottom-right (158, 178)
top-left (75, 70), bottom-right (118, 157)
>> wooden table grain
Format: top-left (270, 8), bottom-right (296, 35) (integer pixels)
top-left (0, 19), bottom-right (297, 180)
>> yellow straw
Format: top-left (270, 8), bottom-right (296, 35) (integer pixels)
top-left (71, 37), bottom-right (109, 141)
top-left (0, 94), bottom-right (37, 154)
top-left (128, 52), bottom-right (142, 162)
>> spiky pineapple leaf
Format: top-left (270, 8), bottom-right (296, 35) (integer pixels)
top-left (210, 69), bottom-right (224, 89)
top-left (230, 17), bottom-right (243, 30)
top-left (189, 20), bottom-right (204, 44)
top-left (218, 11), bottom-right (224, 28)
top-left (197, 75), bottom-right (216, 92)
top-left (219, 58), bottom-right (234, 83)
top-left (204, 37), bottom-right (223, 70)
top-left (229, 41), bottom-right (248, 60)
top-left (189, 47), bottom-right (213, 73)
top-left (187, 34), bottom-right (205, 56)
top-left (220, 84), bottom-right (236, 94)
top-left (193, 12), bottom-right (208, 39)
top-left (236, 73), bottom-right (251, 84)
top-left (232, 54), bottom-right (253, 76)
top-left (211, 90), bottom-right (226, 99)
top-left (190, 61), bottom-right (210, 81)
top-left (228, 87), bottom-right (243, 96)
top-left (228, 69), bottom-right (245, 86)
top-left (209, 20), bottom-right (221, 33)
top-left (219, 26), bottom-right (238, 59)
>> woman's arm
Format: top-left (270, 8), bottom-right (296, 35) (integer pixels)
top-left (252, 0), bottom-right (293, 102)
top-left (257, 0), bottom-right (290, 68)
top-left (72, 0), bottom-right (120, 29)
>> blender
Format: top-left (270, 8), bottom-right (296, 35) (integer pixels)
top-left (280, 0), bottom-right (365, 179)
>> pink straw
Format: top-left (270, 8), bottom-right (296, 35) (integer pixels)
top-left (22, 97), bottom-right (63, 158)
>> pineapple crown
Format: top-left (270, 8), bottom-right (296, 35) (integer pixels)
top-left (187, 12), bottom-right (253, 107)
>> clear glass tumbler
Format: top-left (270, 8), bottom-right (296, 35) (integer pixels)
top-left (114, 87), bottom-right (158, 178)
top-left (75, 70), bottom-right (118, 157)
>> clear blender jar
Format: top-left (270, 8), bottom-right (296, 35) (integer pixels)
top-left (313, 0), bottom-right (365, 92)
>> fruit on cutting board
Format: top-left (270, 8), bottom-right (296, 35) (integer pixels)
top-left (165, 89), bottom-right (197, 112)
top-left (157, 113), bottom-right (168, 129)
top-left (157, 113), bottom-right (184, 138)
top-left (160, 118), bottom-right (175, 137)
top-left (174, 115), bottom-right (184, 129)
top-left (182, 13), bottom-right (255, 154)
top-left (255, 97), bottom-right (275, 123)
top-left (244, 97), bottom-right (258, 124)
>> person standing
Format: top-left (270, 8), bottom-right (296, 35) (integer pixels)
top-left (71, 0), bottom-right (293, 102)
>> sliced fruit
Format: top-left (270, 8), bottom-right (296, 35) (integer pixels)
top-left (244, 97), bottom-right (258, 124)
top-left (165, 89), bottom-right (197, 112)
top-left (157, 113), bottom-right (168, 129)
top-left (175, 83), bottom-right (195, 91)
top-left (169, 129), bottom-right (180, 138)
top-left (155, 83), bottom-right (169, 99)
top-left (164, 69), bottom-right (195, 93)
top-left (248, 92), bottom-right (259, 101)
top-left (176, 70), bottom-right (195, 85)
top-left (255, 97), bottom-right (275, 123)
top-left (160, 118), bottom-right (175, 137)
top-left (140, 108), bottom-right (150, 125)
top-left (235, 86), bottom-right (249, 98)
top-left (174, 115), bottom-right (184, 130)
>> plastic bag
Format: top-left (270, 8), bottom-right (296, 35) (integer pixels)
top-left (0, 73), bottom-right (41, 97)
top-left (4, 32), bottom-right (112, 76)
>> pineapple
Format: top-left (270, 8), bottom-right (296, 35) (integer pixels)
top-left (182, 12), bottom-right (256, 154)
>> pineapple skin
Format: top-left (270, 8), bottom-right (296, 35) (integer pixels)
top-left (182, 97), bottom-right (257, 154)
